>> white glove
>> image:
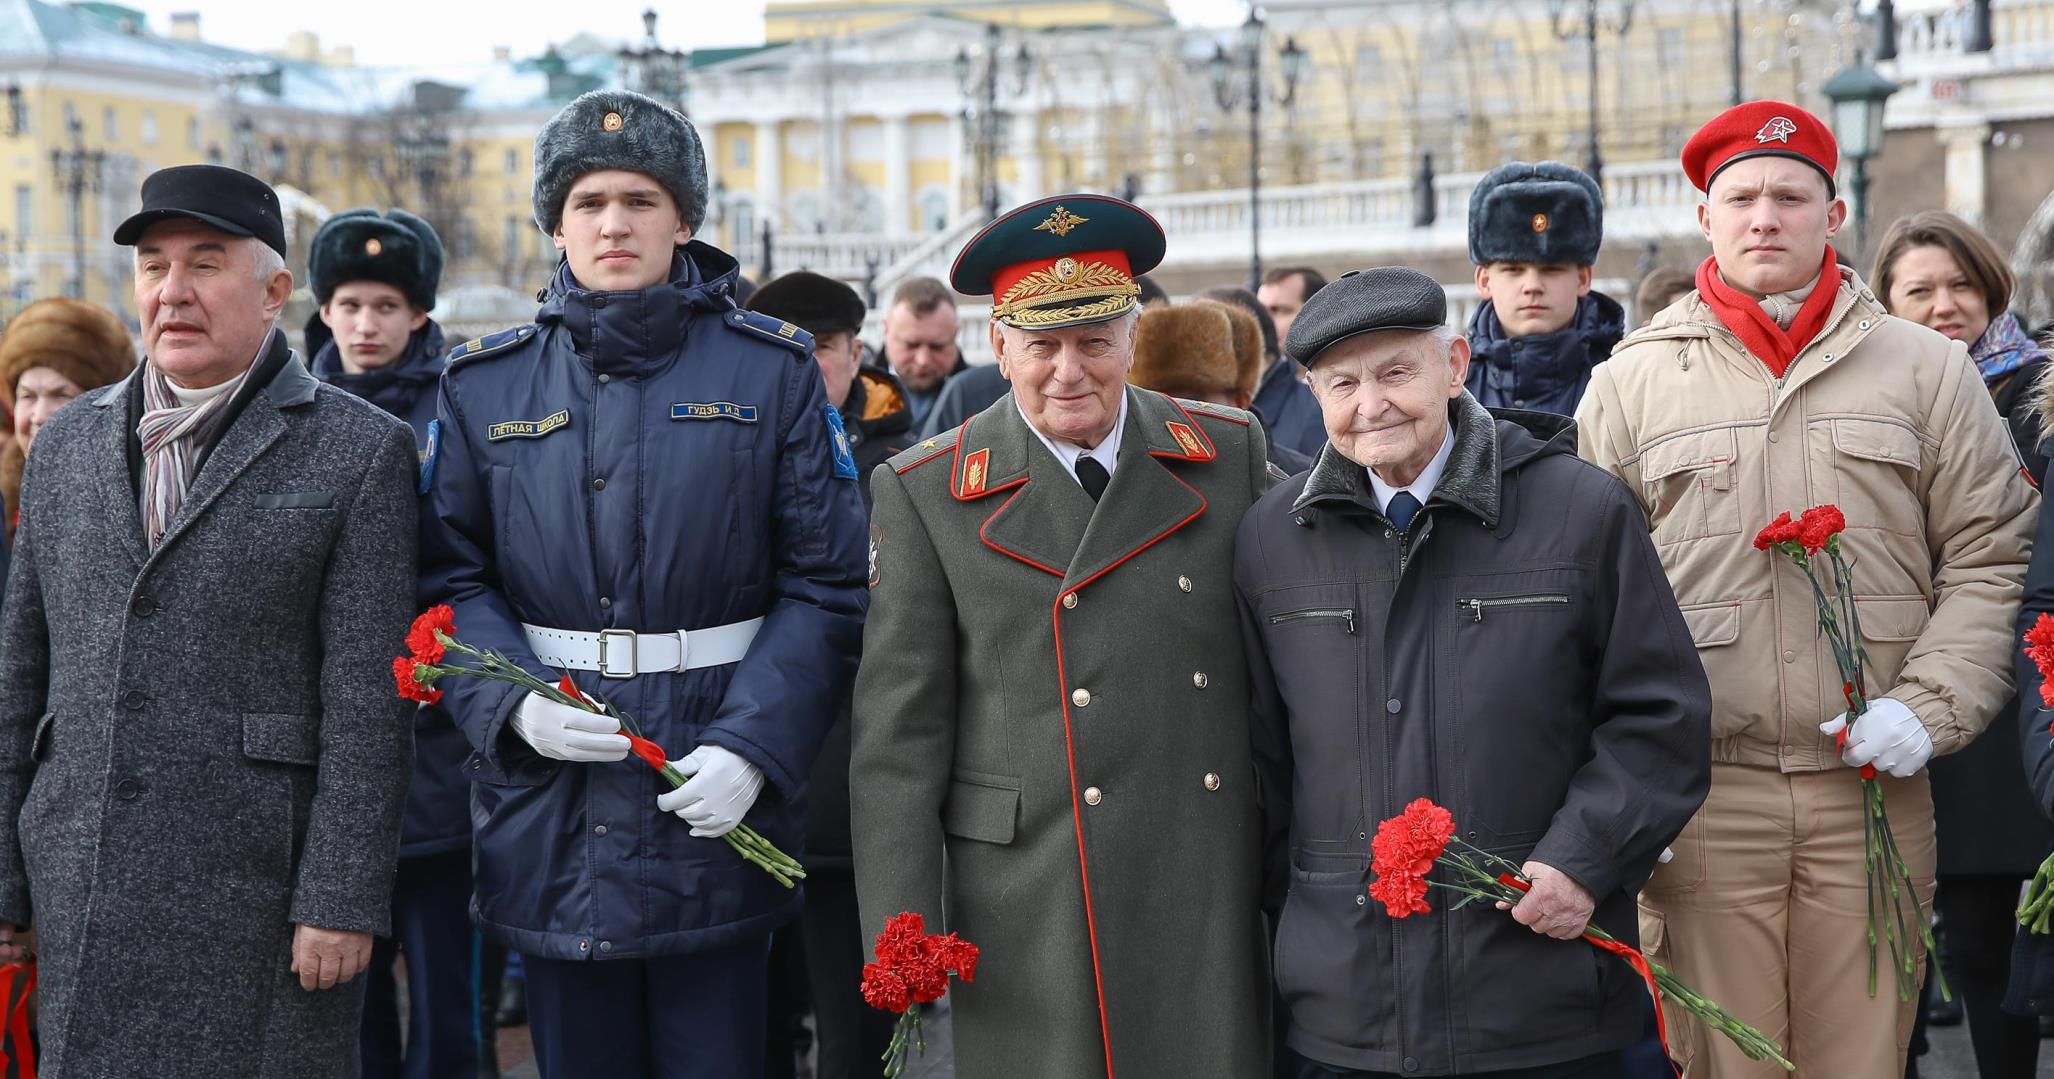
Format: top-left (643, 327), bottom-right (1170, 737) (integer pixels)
top-left (510, 691), bottom-right (631, 763)
top-left (1658, 847), bottom-right (1675, 864)
top-left (1819, 697), bottom-right (1933, 778)
top-left (656, 745), bottom-right (766, 838)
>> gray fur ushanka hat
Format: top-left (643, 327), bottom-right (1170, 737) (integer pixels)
top-left (1467, 160), bottom-right (1604, 267)
top-left (531, 89), bottom-right (708, 236)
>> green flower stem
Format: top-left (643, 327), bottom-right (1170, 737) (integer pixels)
top-left (425, 633), bottom-right (807, 887)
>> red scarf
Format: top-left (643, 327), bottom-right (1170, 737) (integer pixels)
top-left (1695, 245), bottom-right (1841, 378)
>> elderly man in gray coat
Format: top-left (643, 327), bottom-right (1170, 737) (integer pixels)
top-left (0, 165), bottom-right (418, 1077)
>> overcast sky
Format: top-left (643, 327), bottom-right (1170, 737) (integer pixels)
top-left (118, 1), bottom-right (1251, 67)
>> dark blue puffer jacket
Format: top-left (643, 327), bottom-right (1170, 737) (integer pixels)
top-left (309, 318), bottom-right (472, 859)
top-left (416, 243), bottom-right (869, 959)
top-left (1463, 290), bottom-right (1625, 417)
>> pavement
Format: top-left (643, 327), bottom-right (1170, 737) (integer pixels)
top-left (493, 997), bottom-right (2051, 1078)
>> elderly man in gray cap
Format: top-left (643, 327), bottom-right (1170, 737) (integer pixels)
top-left (0, 164), bottom-right (418, 1077)
top-left (1232, 266), bottom-right (1711, 1078)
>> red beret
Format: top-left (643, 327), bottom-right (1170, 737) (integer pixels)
top-left (1681, 101), bottom-right (1838, 196)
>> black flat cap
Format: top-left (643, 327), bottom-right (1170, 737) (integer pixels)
top-left (1284, 266), bottom-right (1448, 366)
top-left (747, 271), bottom-right (866, 338)
top-left (113, 164), bottom-right (287, 257)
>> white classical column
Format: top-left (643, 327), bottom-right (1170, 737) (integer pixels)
top-left (1013, 109), bottom-right (1044, 201)
top-left (1146, 96), bottom-right (1175, 194)
top-left (948, 111), bottom-right (969, 220)
top-left (883, 113), bottom-right (911, 233)
top-left (1935, 116), bottom-right (1992, 225)
top-left (755, 119), bottom-right (784, 234)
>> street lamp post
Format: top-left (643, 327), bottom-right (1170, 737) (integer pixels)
top-left (50, 112), bottom-right (105, 301)
top-left (1209, 9), bottom-right (1304, 290)
top-left (617, 9), bottom-right (689, 113)
top-left (1823, 59), bottom-right (1898, 262)
top-left (1548, 0), bottom-right (1637, 187)
top-left (956, 23), bottom-right (1032, 223)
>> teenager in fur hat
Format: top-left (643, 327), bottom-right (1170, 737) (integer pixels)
top-left (305, 207), bottom-right (480, 1079)
top-left (1465, 161), bottom-right (1626, 416)
top-left (0, 298), bottom-right (136, 543)
top-left (415, 89), bottom-right (867, 1079)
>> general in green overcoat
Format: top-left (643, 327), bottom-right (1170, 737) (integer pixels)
top-left (851, 194), bottom-right (1276, 1079)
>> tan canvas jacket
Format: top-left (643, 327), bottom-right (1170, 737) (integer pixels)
top-left (1576, 267), bottom-right (2037, 771)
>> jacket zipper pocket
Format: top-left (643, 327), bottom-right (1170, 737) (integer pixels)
top-left (1269, 607), bottom-right (1356, 634)
top-left (1457, 593), bottom-right (1568, 622)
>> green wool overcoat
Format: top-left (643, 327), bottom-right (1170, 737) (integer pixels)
top-left (853, 386), bottom-right (1276, 1079)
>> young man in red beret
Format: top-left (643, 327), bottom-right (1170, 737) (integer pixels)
top-left (1575, 102), bottom-right (2037, 1076)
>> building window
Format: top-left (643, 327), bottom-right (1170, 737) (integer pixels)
top-left (188, 116), bottom-right (201, 149)
top-left (103, 106), bottom-right (117, 141)
top-left (1657, 28), bottom-right (1684, 67)
top-left (369, 154), bottom-right (386, 179)
top-left (141, 111), bottom-right (158, 146)
top-left (918, 189), bottom-right (948, 231)
top-left (504, 216), bottom-right (521, 262)
top-left (61, 101), bottom-right (76, 135)
top-left (270, 140), bottom-right (288, 177)
top-left (459, 148), bottom-right (474, 177)
top-left (734, 135), bottom-right (752, 169)
top-left (13, 185), bottom-right (30, 236)
top-left (537, 229), bottom-right (555, 261)
top-left (329, 151), bottom-right (342, 177)
top-left (1353, 44), bottom-right (1383, 80)
top-left (504, 147), bottom-right (518, 174)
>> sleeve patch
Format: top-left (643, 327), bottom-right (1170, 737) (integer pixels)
top-left (823, 405), bottom-right (859, 480)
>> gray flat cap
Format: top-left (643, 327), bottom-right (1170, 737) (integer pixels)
top-left (1283, 266), bottom-right (1448, 366)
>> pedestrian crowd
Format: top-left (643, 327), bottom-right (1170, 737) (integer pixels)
top-left (0, 84), bottom-right (2050, 1079)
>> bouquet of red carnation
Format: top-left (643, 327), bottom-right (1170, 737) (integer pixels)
top-left (2016, 614), bottom-right (2054, 932)
top-left (394, 606), bottom-right (805, 887)
top-left (860, 912), bottom-right (978, 1077)
top-left (1755, 504), bottom-right (1940, 1002)
top-left (1370, 798), bottom-right (1792, 1070)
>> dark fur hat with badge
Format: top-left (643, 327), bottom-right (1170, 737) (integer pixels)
top-left (1467, 160), bottom-right (1604, 267)
top-left (532, 89), bottom-right (708, 236)
top-left (309, 208), bottom-right (444, 310)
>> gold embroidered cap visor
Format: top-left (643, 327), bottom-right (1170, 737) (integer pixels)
top-left (950, 193), bottom-right (1167, 330)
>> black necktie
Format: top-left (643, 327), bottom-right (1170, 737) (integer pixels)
top-left (1075, 456), bottom-right (1110, 502)
top-left (1385, 490), bottom-right (1422, 533)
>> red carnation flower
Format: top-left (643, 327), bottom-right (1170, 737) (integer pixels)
top-left (1367, 798), bottom-right (1456, 918)
top-left (1753, 512), bottom-right (1799, 551)
top-left (625, 733), bottom-right (669, 773)
top-left (394, 657), bottom-right (444, 705)
top-left (860, 963), bottom-right (910, 1013)
top-left (2026, 614), bottom-right (2054, 711)
top-left (406, 605), bottom-right (456, 664)
top-left (933, 934), bottom-right (980, 983)
top-left (1797, 505), bottom-right (1846, 553)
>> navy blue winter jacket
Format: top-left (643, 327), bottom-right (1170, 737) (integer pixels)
top-left (417, 243), bottom-right (868, 959)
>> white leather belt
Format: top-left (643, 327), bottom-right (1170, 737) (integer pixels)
top-left (522, 618), bottom-right (764, 679)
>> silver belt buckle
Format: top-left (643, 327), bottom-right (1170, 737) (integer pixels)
top-left (597, 628), bottom-right (638, 678)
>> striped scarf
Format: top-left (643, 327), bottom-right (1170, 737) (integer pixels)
top-left (137, 360), bottom-right (252, 548)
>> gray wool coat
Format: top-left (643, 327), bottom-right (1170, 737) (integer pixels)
top-left (0, 345), bottom-right (418, 1079)
top-left (853, 388), bottom-right (1276, 1079)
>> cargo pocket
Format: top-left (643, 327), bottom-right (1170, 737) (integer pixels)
top-left (1637, 906), bottom-right (1701, 1073)
top-left (1639, 428), bottom-right (1741, 544)
top-left (1274, 850), bottom-right (1387, 1045)
top-left (1823, 417), bottom-right (1926, 534)
top-left (1641, 812), bottom-right (1707, 896)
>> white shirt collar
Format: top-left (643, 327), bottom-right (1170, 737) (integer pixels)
top-left (1017, 388), bottom-right (1128, 488)
top-left (1366, 426), bottom-right (1456, 514)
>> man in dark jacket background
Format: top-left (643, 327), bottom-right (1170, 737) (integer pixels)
top-left (744, 270), bottom-right (904, 1079)
top-left (1234, 266), bottom-right (1710, 1077)
top-left (1464, 163), bottom-right (1625, 417)
top-left (416, 90), bottom-right (868, 1078)
top-left (305, 207), bottom-right (479, 1079)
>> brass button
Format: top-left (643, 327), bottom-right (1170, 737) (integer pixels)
top-left (1072, 688), bottom-right (1091, 707)
top-left (1083, 786), bottom-right (1102, 806)
top-left (1783, 650), bottom-right (1796, 663)
top-left (1193, 671), bottom-right (1209, 689)
top-left (1203, 772), bottom-right (1221, 791)
top-left (1177, 576), bottom-right (1193, 593)
top-left (1062, 593), bottom-right (1077, 609)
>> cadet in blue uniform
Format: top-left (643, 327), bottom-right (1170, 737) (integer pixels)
top-left (308, 208), bottom-right (479, 1079)
top-left (416, 89), bottom-right (869, 1079)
